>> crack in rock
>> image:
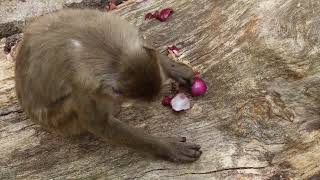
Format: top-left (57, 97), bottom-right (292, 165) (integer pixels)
top-left (128, 166), bottom-right (268, 179)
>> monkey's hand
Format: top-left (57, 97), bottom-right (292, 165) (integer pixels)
top-left (168, 62), bottom-right (194, 86)
top-left (156, 137), bottom-right (202, 162)
top-left (159, 54), bottom-right (195, 87)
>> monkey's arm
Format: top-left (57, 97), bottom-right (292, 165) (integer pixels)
top-left (159, 54), bottom-right (195, 86)
top-left (97, 116), bottom-right (201, 162)
top-left (141, 40), bottom-right (194, 86)
top-left (75, 93), bottom-right (201, 162)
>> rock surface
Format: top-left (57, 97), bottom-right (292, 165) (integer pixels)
top-left (0, 0), bottom-right (102, 38)
top-left (0, 0), bottom-right (320, 179)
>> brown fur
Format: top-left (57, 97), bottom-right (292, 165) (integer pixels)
top-left (15, 9), bottom-right (201, 162)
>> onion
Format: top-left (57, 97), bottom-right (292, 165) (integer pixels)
top-left (104, 2), bottom-right (117, 11)
top-left (161, 96), bottom-right (173, 106)
top-left (157, 8), bottom-right (174, 22)
top-left (191, 77), bottom-right (207, 96)
top-left (170, 93), bottom-right (190, 111)
top-left (167, 45), bottom-right (180, 57)
top-left (145, 12), bottom-right (154, 20)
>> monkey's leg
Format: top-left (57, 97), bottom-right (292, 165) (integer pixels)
top-left (159, 54), bottom-right (195, 86)
top-left (76, 94), bottom-right (202, 162)
top-left (94, 116), bottom-right (202, 162)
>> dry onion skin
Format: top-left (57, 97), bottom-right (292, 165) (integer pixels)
top-left (145, 8), bottom-right (174, 22)
top-left (167, 45), bottom-right (180, 57)
top-left (162, 95), bottom-right (173, 106)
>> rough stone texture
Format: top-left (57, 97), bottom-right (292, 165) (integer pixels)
top-left (1, 0), bottom-right (320, 179)
top-left (0, 0), bottom-right (103, 38)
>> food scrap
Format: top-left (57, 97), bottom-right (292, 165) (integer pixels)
top-left (104, 1), bottom-right (117, 11)
top-left (167, 45), bottom-right (180, 57)
top-left (161, 72), bottom-right (207, 112)
top-left (145, 8), bottom-right (174, 22)
top-left (170, 93), bottom-right (190, 112)
top-left (161, 95), bottom-right (173, 106)
top-left (104, 0), bottom-right (128, 11)
top-left (145, 12), bottom-right (154, 19)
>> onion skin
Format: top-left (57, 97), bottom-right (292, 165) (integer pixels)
top-left (145, 8), bottom-right (174, 22)
top-left (145, 12), bottom-right (154, 20)
top-left (161, 96), bottom-right (172, 106)
top-left (157, 8), bottom-right (174, 22)
top-left (167, 45), bottom-right (180, 57)
top-left (104, 2), bottom-right (117, 11)
top-left (170, 93), bottom-right (190, 111)
top-left (191, 77), bottom-right (207, 96)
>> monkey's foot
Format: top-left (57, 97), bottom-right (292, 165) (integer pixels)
top-left (157, 137), bottom-right (202, 163)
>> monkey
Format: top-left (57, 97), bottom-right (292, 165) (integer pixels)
top-left (14, 9), bottom-right (202, 162)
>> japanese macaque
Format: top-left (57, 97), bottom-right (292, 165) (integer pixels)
top-left (14, 9), bottom-right (202, 162)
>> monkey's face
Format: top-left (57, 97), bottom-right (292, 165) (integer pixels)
top-left (116, 67), bottom-right (163, 102)
top-left (115, 49), bottom-right (165, 102)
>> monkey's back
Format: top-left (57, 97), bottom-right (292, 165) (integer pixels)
top-left (14, 9), bottom-right (144, 135)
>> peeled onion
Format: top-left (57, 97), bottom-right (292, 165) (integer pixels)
top-left (191, 77), bottom-right (207, 96)
top-left (170, 93), bottom-right (190, 111)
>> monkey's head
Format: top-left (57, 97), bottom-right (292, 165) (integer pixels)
top-left (115, 47), bottom-right (166, 102)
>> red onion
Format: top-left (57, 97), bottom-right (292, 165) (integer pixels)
top-left (153, 10), bottom-right (160, 19)
top-left (157, 8), bottom-right (174, 22)
top-left (167, 45), bottom-right (180, 57)
top-left (161, 96), bottom-right (172, 106)
top-left (105, 2), bottom-right (117, 11)
top-left (145, 12), bottom-right (154, 20)
top-left (144, 8), bottom-right (174, 22)
top-left (191, 77), bottom-right (207, 96)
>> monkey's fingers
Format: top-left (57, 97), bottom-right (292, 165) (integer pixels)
top-left (176, 77), bottom-right (195, 90)
top-left (176, 77), bottom-right (188, 86)
top-left (171, 68), bottom-right (195, 87)
top-left (186, 143), bottom-right (201, 150)
top-left (181, 147), bottom-right (202, 159)
top-left (159, 138), bottom-right (202, 163)
top-left (174, 154), bottom-right (201, 162)
top-left (170, 142), bottom-right (202, 163)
